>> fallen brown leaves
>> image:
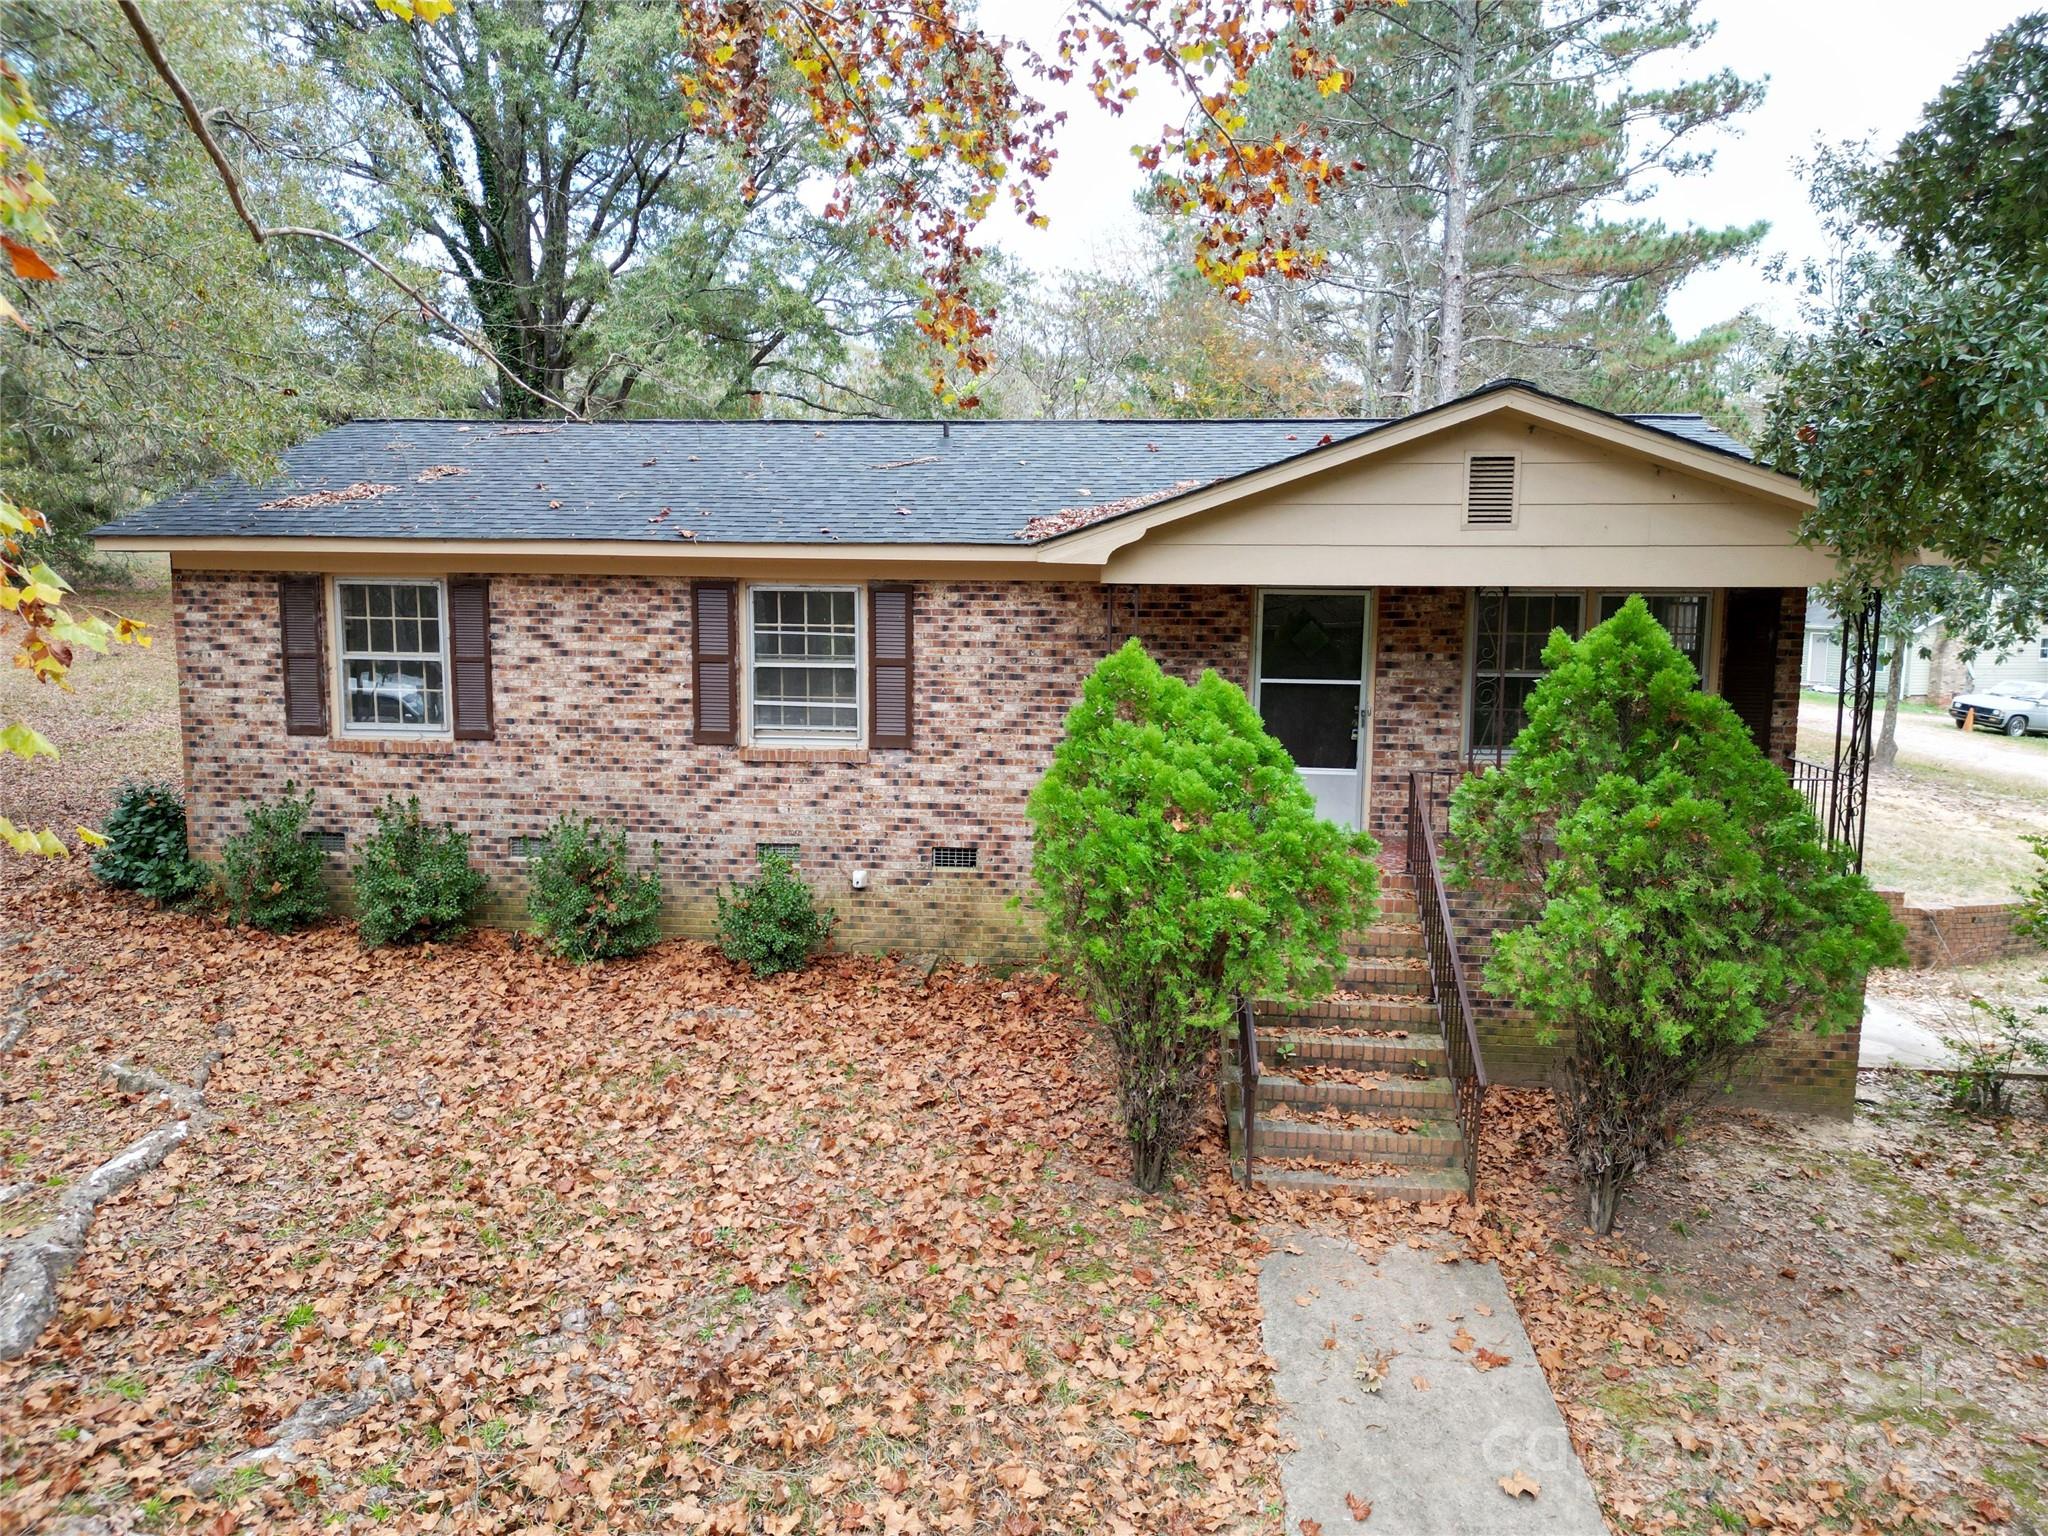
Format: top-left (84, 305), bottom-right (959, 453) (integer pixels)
top-left (257, 482), bottom-right (396, 510)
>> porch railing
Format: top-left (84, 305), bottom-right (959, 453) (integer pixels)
top-left (1406, 771), bottom-right (1486, 1200)
top-left (1790, 756), bottom-right (1835, 818)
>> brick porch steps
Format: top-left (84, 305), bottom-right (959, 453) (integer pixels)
top-left (1254, 1164), bottom-right (1471, 1202)
top-left (1225, 885), bottom-right (1473, 1202)
top-left (1255, 1070), bottom-right (1456, 1115)
top-left (1255, 995), bottom-right (1437, 1029)
top-left (1257, 1028), bottom-right (1447, 1072)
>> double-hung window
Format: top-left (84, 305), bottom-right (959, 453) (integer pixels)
top-left (748, 586), bottom-right (862, 743)
top-left (1469, 591), bottom-right (1583, 755)
top-left (335, 578), bottom-right (449, 734)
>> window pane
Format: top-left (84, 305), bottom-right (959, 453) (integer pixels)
top-left (1258, 682), bottom-right (1360, 769)
top-left (1260, 594), bottom-right (1366, 681)
top-left (367, 585), bottom-right (392, 618)
top-left (1597, 593), bottom-right (1708, 674)
top-left (344, 618), bottom-right (370, 652)
top-left (1471, 592), bottom-right (1584, 753)
top-left (337, 583), bottom-right (447, 733)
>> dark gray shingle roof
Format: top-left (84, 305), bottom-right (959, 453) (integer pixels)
top-left (99, 395), bottom-right (1754, 548)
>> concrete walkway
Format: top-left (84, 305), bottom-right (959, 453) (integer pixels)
top-left (1260, 1230), bottom-right (1607, 1536)
top-left (1860, 996), bottom-right (1958, 1071)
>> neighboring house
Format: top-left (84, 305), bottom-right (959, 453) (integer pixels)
top-left (97, 380), bottom-right (1857, 1125)
top-left (1805, 593), bottom-right (2048, 704)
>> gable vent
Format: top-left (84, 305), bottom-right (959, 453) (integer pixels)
top-left (1465, 455), bottom-right (1518, 527)
top-left (931, 845), bottom-right (979, 870)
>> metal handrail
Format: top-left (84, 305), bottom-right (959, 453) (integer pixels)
top-left (1408, 771), bottom-right (1488, 1200)
top-left (1235, 993), bottom-right (1260, 1187)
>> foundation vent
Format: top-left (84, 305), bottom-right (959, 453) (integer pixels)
top-left (509, 835), bottom-right (548, 859)
top-left (304, 829), bottom-right (346, 854)
top-left (1465, 455), bottom-right (1518, 527)
top-left (931, 845), bottom-right (980, 870)
top-left (756, 841), bottom-right (801, 862)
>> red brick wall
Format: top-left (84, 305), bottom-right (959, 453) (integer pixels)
top-left (173, 571), bottom-right (1251, 959)
top-left (174, 573), bottom-right (1846, 1108)
top-left (1883, 891), bottom-right (2046, 969)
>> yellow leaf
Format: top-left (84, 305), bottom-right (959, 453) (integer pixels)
top-left (77, 825), bottom-right (108, 847)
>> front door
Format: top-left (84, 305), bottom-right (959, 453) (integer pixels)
top-left (1254, 591), bottom-right (1372, 830)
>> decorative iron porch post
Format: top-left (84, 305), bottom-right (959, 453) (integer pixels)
top-left (1826, 586), bottom-right (1884, 873)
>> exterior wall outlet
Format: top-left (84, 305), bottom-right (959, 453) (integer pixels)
top-left (850, 867), bottom-right (869, 890)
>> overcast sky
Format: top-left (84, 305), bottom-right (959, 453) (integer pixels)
top-left (975, 0), bottom-right (2035, 336)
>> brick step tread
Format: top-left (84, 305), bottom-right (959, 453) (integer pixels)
top-left (1241, 1028), bottom-right (1447, 1065)
top-left (1256, 996), bottom-right (1438, 1027)
top-left (1253, 1115), bottom-right (1464, 1162)
top-left (1252, 1165), bottom-right (1471, 1202)
top-left (1349, 925), bottom-right (1426, 958)
top-left (1337, 970), bottom-right (1429, 997)
top-left (1254, 1072), bottom-right (1456, 1111)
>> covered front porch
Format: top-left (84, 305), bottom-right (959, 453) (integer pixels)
top-left (1238, 584), bottom-right (1882, 869)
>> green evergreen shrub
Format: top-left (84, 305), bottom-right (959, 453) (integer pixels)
top-left (91, 781), bottom-right (211, 907)
top-left (716, 850), bottom-right (833, 976)
top-left (219, 786), bottom-right (332, 934)
top-left (1029, 638), bottom-right (1380, 1191)
top-left (2017, 833), bottom-right (2048, 941)
top-left (526, 816), bottom-right (662, 963)
top-left (351, 796), bottom-right (486, 946)
top-left (1448, 596), bottom-right (1905, 1233)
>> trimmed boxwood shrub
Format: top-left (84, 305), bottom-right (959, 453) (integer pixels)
top-left (1448, 596), bottom-right (1905, 1233)
top-left (526, 816), bottom-right (662, 963)
top-left (716, 850), bottom-right (833, 976)
top-left (219, 786), bottom-right (331, 934)
top-left (92, 781), bottom-right (211, 907)
top-left (1029, 638), bottom-right (1381, 1191)
top-left (352, 796), bottom-right (486, 947)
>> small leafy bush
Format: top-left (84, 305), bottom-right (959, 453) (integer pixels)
top-left (716, 851), bottom-right (833, 976)
top-left (352, 796), bottom-right (486, 947)
top-left (1940, 992), bottom-right (2048, 1114)
top-left (1030, 638), bottom-right (1380, 1191)
top-left (219, 786), bottom-right (331, 934)
top-left (526, 816), bottom-right (662, 963)
top-left (92, 781), bottom-right (211, 907)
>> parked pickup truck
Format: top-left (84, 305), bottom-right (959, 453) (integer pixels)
top-left (1950, 687), bottom-right (2048, 736)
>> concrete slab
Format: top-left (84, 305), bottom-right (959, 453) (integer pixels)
top-left (1259, 1230), bottom-right (1607, 1536)
top-left (1860, 996), bottom-right (1958, 1071)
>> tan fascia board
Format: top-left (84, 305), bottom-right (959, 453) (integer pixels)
top-left (1036, 388), bottom-right (1819, 566)
top-left (95, 536), bottom-right (1081, 581)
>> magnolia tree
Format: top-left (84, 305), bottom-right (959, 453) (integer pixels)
top-left (1029, 639), bottom-right (1378, 1190)
top-left (1448, 598), bottom-right (1903, 1234)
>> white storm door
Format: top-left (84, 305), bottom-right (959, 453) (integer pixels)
top-left (1254, 591), bottom-right (1372, 830)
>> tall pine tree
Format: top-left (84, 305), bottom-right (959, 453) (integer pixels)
top-left (1223, 0), bottom-right (1765, 414)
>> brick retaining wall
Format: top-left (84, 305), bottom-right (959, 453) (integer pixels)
top-left (1882, 891), bottom-right (2044, 969)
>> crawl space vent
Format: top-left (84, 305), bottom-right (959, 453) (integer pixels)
top-left (1465, 455), bottom-right (1518, 527)
top-left (509, 835), bottom-right (547, 859)
top-left (756, 841), bottom-right (801, 862)
top-left (304, 829), bottom-right (346, 854)
top-left (931, 845), bottom-right (980, 870)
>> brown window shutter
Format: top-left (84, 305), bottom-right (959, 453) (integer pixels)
top-left (869, 584), bottom-right (914, 750)
top-left (277, 575), bottom-right (328, 737)
top-left (449, 577), bottom-right (494, 740)
top-left (693, 580), bottom-right (740, 745)
top-left (1720, 589), bottom-right (1783, 757)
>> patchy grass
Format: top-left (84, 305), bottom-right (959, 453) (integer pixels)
top-left (1560, 1073), bottom-right (2048, 1534)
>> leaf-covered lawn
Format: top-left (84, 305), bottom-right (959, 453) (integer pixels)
top-left (4, 876), bottom-right (2046, 1535)
top-left (0, 877), bottom-right (1548, 1535)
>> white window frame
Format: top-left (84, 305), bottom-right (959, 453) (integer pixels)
top-left (742, 583), bottom-right (865, 748)
top-left (330, 576), bottom-right (453, 739)
top-left (1464, 589), bottom-right (1583, 757)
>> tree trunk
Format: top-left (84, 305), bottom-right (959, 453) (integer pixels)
top-left (1875, 631), bottom-right (1908, 770)
top-left (1434, 0), bottom-right (1481, 407)
top-left (1586, 1168), bottom-right (1625, 1236)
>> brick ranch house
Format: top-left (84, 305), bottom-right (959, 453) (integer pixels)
top-left (98, 379), bottom-right (1868, 1146)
